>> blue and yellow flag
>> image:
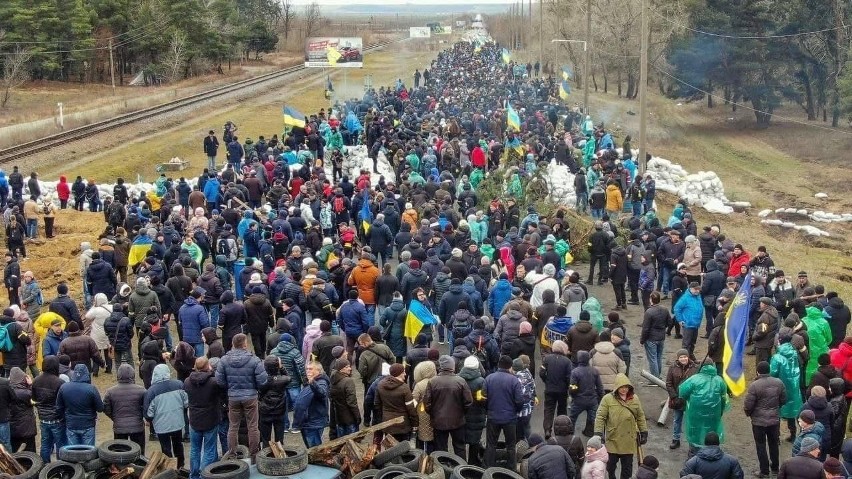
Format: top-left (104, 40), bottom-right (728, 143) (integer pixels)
top-left (359, 192), bottom-right (372, 235)
top-left (723, 272), bottom-right (752, 396)
top-left (128, 234), bottom-right (152, 267)
top-left (501, 48), bottom-right (511, 64)
top-left (559, 81), bottom-right (571, 100)
top-left (404, 299), bottom-right (437, 342)
top-left (507, 104), bottom-right (520, 130)
top-left (562, 66), bottom-right (573, 81)
top-left (282, 106), bottom-right (306, 128)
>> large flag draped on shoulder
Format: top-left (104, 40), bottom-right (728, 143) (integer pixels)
top-left (359, 192), bottom-right (372, 234)
top-left (404, 299), bottom-right (437, 342)
top-left (282, 106), bottom-right (306, 128)
top-left (559, 81), bottom-right (571, 100)
top-left (507, 104), bottom-right (520, 130)
top-left (128, 235), bottom-right (152, 267)
top-left (723, 272), bottom-right (752, 396)
top-left (562, 66), bottom-right (573, 81)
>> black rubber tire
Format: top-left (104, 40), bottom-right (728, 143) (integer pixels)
top-left (151, 470), bottom-right (179, 479)
top-left (430, 451), bottom-right (467, 478)
top-left (201, 460), bottom-right (250, 479)
top-left (255, 446), bottom-right (308, 476)
top-left (221, 445), bottom-right (250, 461)
top-left (97, 440), bottom-right (141, 465)
top-left (37, 461), bottom-right (84, 479)
top-left (10, 451), bottom-right (42, 479)
top-left (81, 458), bottom-right (105, 473)
top-left (514, 441), bottom-right (529, 462)
top-left (57, 445), bottom-right (99, 463)
top-left (399, 474), bottom-right (430, 479)
top-left (351, 469), bottom-right (380, 479)
top-left (483, 468), bottom-right (524, 479)
top-left (391, 449), bottom-right (425, 471)
top-left (372, 441), bottom-right (411, 467)
top-left (375, 466), bottom-right (413, 479)
top-left (450, 465), bottom-right (485, 479)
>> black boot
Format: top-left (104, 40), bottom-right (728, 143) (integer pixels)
top-left (669, 439), bottom-right (680, 449)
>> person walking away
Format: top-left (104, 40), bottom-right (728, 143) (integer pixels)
top-left (589, 331), bottom-right (626, 393)
top-left (778, 435), bottom-right (823, 479)
top-left (569, 350), bottom-right (604, 438)
top-left (8, 367), bottom-right (36, 452)
top-left (56, 364), bottom-right (104, 446)
top-left (32, 355), bottom-right (65, 462)
top-left (580, 435), bottom-right (608, 479)
top-left (329, 358), bottom-right (360, 437)
top-left (771, 332), bottom-right (804, 442)
top-left (744, 360), bottom-right (786, 478)
top-left (678, 360), bottom-right (728, 456)
top-left (483, 355), bottom-right (524, 467)
top-left (525, 433), bottom-right (576, 479)
top-left (216, 333), bottom-right (268, 456)
top-left (293, 361), bottom-right (330, 447)
top-left (179, 288), bottom-right (210, 358)
top-left (673, 282), bottom-right (704, 357)
top-left (270, 333), bottom-right (307, 434)
top-left (411, 360), bottom-right (436, 452)
top-left (586, 222), bottom-right (610, 285)
top-left (664, 349), bottom-right (697, 450)
top-left (460, 356), bottom-right (486, 465)
top-left (42, 197), bottom-right (56, 238)
top-left (258, 356), bottom-right (290, 446)
top-left (145, 364), bottom-right (189, 468)
top-left (679, 432), bottom-right (744, 479)
top-left (184, 357), bottom-right (222, 479)
top-left (609, 242), bottom-right (628, 309)
top-left (512, 357), bottom-right (536, 441)
top-left (541, 340), bottom-right (572, 439)
top-left (103, 364), bottom-right (147, 455)
top-left (551, 416), bottom-right (585, 472)
top-left (425, 356), bottom-right (473, 456)
top-left (593, 373), bottom-right (648, 479)
top-left (376, 363), bottom-right (418, 442)
top-left (640, 292), bottom-right (669, 378)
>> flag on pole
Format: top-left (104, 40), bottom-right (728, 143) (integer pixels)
top-left (722, 271), bottom-right (752, 396)
top-left (128, 234), bottom-right (152, 267)
top-left (359, 192), bottom-right (373, 235)
top-left (501, 48), bottom-right (511, 64)
top-left (404, 299), bottom-right (438, 342)
top-left (559, 81), bottom-right (571, 100)
top-left (282, 105), bottom-right (306, 128)
top-left (507, 104), bottom-right (520, 130)
top-left (562, 66), bottom-right (573, 81)
top-left (326, 46), bottom-right (342, 64)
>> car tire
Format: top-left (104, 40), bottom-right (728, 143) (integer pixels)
top-left (429, 451), bottom-right (467, 479)
top-left (82, 458), bottom-right (105, 473)
top-left (37, 461), bottom-right (84, 479)
top-left (483, 468), bottom-right (524, 479)
top-left (351, 469), bottom-right (380, 479)
top-left (450, 466), bottom-right (485, 479)
top-left (57, 445), bottom-right (99, 463)
top-left (390, 449), bottom-right (425, 472)
top-left (255, 446), bottom-right (308, 476)
top-left (372, 441), bottom-right (411, 467)
top-left (201, 460), bottom-right (250, 479)
top-left (97, 440), bottom-right (141, 465)
top-left (375, 466), bottom-right (412, 479)
top-left (10, 451), bottom-right (43, 479)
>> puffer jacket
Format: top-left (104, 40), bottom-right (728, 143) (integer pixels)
top-left (104, 364), bottom-right (147, 434)
top-left (376, 375), bottom-right (419, 435)
top-left (349, 259), bottom-right (379, 304)
top-left (59, 330), bottom-right (104, 370)
top-left (589, 342), bottom-right (627, 392)
top-left (424, 366), bottom-right (473, 431)
top-left (104, 310), bottom-right (134, 352)
top-left (271, 338), bottom-right (308, 387)
top-left (494, 308), bottom-right (524, 347)
top-left (680, 445), bottom-right (744, 479)
top-left (566, 320), bottom-right (598, 356)
top-left (358, 342), bottom-right (395, 387)
top-left (580, 445), bottom-right (608, 479)
top-left (293, 374), bottom-right (330, 429)
top-left (32, 356), bottom-right (65, 422)
top-left (674, 291), bottom-right (704, 329)
top-left (139, 339), bottom-right (165, 388)
top-left (215, 347), bottom-right (268, 399)
top-left (179, 297), bottom-right (209, 344)
top-left (244, 293), bottom-right (274, 335)
top-left (338, 299), bottom-right (370, 338)
top-left (9, 368), bottom-right (36, 439)
top-left (330, 370), bottom-right (360, 426)
top-left (56, 364), bottom-right (104, 430)
top-left (743, 373), bottom-right (786, 427)
top-left (128, 282), bottom-right (160, 328)
top-left (184, 369), bottom-right (223, 432)
top-left (258, 360), bottom-right (290, 419)
top-left (527, 444), bottom-right (578, 479)
top-left (144, 364), bottom-right (189, 434)
top-left (570, 350), bottom-right (605, 405)
top-left (700, 260), bottom-right (726, 305)
top-left (488, 279), bottom-right (513, 318)
top-left (459, 365), bottom-right (486, 443)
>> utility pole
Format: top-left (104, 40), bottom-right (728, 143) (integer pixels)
top-left (584, 0), bottom-right (591, 113)
top-left (539, 0), bottom-right (543, 70)
top-left (520, 1), bottom-right (524, 49)
top-left (108, 38), bottom-right (116, 96)
top-left (638, 0), bottom-right (649, 173)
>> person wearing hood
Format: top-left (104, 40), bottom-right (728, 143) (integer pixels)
top-left (129, 276), bottom-right (161, 332)
top-left (801, 306), bottom-right (832, 383)
top-left (185, 357), bottom-right (223, 479)
top-left (580, 435), bottom-right (608, 479)
top-left (679, 432), bottom-right (744, 479)
top-left (488, 272), bottom-right (513, 319)
top-left (678, 360), bottom-right (728, 455)
top-left (424, 355), bottom-right (473, 455)
top-left (86, 251), bottom-right (118, 300)
top-left (104, 363), bottom-right (147, 455)
top-left (32, 355), bottom-right (65, 460)
top-left (366, 214), bottom-right (394, 267)
top-left (380, 292), bottom-right (408, 362)
top-left (744, 360), bottom-right (786, 478)
top-left (329, 357), bottom-right (359, 438)
top-left (700, 259), bottom-right (726, 337)
top-left (824, 292), bottom-right (851, 349)
top-left (197, 264), bottom-right (223, 325)
top-left (271, 333), bottom-right (307, 432)
top-left (145, 364), bottom-right (189, 468)
top-left (56, 363), bottom-right (104, 445)
top-left (258, 356), bottom-right (291, 446)
top-left (179, 288), bottom-right (210, 359)
top-left (589, 331), bottom-right (626, 393)
top-left (201, 327), bottom-right (224, 359)
top-left (59, 320), bottom-right (105, 374)
top-left (302, 318), bottom-right (323, 363)
top-left (607, 242), bottom-right (628, 310)
top-left (8, 367), bottom-right (35, 452)
top-left (104, 303), bottom-right (134, 367)
top-left (348, 252), bottom-right (380, 321)
top-left (401, 261), bottom-right (429, 304)
top-left (293, 361), bottom-right (330, 447)
top-left (244, 286), bottom-right (274, 358)
top-left (217, 290), bottom-right (245, 352)
top-left (593, 374), bottom-right (647, 479)
top-left (674, 282), bottom-right (704, 357)
top-left (216, 333), bottom-right (267, 455)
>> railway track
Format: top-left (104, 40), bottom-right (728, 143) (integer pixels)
top-left (0, 40), bottom-right (395, 164)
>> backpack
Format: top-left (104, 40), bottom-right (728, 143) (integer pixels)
top-left (452, 317), bottom-right (472, 341)
top-left (0, 323), bottom-right (15, 352)
top-left (325, 251), bottom-right (339, 270)
top-left (472, 336), bottom-right (489, 370)
top-left (333, 196), bottom-right (346, 214)
top-left (217, 238), bottom-right (233, 258)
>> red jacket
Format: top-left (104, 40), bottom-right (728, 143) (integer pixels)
top-left (471, 146), bottom-right (486, 168)
top-left (830, 343), bottom-right (852, 398)
top-left (56, 176), bottom-right (70, 201)
top-left (727, 251), bottom-right (751, 277)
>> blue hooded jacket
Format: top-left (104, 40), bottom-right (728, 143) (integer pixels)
top-left (293, 373), bottom-right (330, 429)
top-left (674, 290), bottom-right (704, 329)
top-left (0, 172), bottom-right (8, 189)
top-left (202, 177), bottom-right (220, 203)
top-left (56, 364), bottom-right (104, 430)
top-left (488, 279), bottom-right (513, 317)
top-left (179, 297), bottom-right (209, 344)
top-left (237, 210), bottom-right (256, 240)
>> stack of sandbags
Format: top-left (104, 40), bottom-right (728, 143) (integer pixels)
top-left (546, 159), bottom-right (576, 205)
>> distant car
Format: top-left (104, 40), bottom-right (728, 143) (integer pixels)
top-left (338, 46), bottom-right (362, 63)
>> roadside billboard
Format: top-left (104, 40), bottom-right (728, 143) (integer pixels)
top-left (436, 26), bottom-right (452, 35)
top-left (455, 20), bottom-right (466, 28)
top-left (410, 27), bottom-right (431, 38)
top-left (304, 37), bottom-right (363, 68)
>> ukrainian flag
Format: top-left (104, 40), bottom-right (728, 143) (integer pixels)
top-left (501, 48), bottom-right (511, 64)
top-left (404, 298), bottom-right (437, 342)
top-left (282, 106), bottom-right (306, 128)
top-left (507, 104), bottom-right (521, 131)
top-left (723, 271), bottom-right (752, 396)
top-left (128, 234), bottom-right (152, 267)
top-left (562, 66), bottom-right (573, 81)
top-left (327, 46), bottom-right (342, 64)
top-left (359, 191), bottom-right (372, 235)
top-left (559, 81), bottom-right (571, 100)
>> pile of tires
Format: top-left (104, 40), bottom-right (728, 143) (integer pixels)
top-left (8, 451), bottom-right (42, 479)
top-left (255, 446), bottom-right (308, 475)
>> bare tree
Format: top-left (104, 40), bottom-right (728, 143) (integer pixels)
top-left (162, 31), bottom-right (187, 83)
top-left (281, 0), bottom-right (297, 39)
top-left (1, 45), bottom-right (32, 108)
top-left (303, 2), bottom-right (322, 39)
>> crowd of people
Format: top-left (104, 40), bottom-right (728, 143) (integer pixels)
top-left (0, 37), bottom-right (851, 479)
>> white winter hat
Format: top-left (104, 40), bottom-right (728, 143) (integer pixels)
top-left (464, 356), bottom-right (480, 369)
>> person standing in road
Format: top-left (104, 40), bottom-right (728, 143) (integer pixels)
top-left (56, 364), bottom-right (104, 446)
top-left (593, 373), bottom-right (648, 479)
top-left (424, 355), bottom-right (473, 456)
top-left (665, 349), bottom-right (697, 450)
top-left (216, 333), bottom-right (268, 456)
top-left (483, 355), bottom-right (524, 468)
top-left (144, 364), bottom-right (189, 469)
top-left (673, 282), bottom-right (704, 357)
top-left (293, 361), bottom-right (330, 447)
top-left (103, 364), bottom-right (147, 455)
top-left (203, 131), bottom-right (220, 171)
top-left (744, 360), bottom-right (786, 478)
top-left (185, 357), bottom-right (222, 479)
top-left (640, 292), bottom-right (669, 379)
top-left (32, 356), bottom-right (66, 462)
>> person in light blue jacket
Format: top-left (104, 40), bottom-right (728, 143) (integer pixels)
top-left (673, 282), bottom-right (704, 358)
top-left (144, 364), bottom-right (189, 468)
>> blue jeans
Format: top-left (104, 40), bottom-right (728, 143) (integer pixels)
top-left (217, 420), bottom-right (228, 455)
top-left (0, 422), bottom-right (10, 451)
top-left (26, 219), bottom-right (37, 238)
top-left (364, 305), bottom-right (376, 327)
top-left (283, 387), bottom-right (300, 430)
top-left (644, 197), bottom-right (654, 214)
top-left (40, 421), bottom-right (65, 463)
top-left (206, 304), bottom-right (220, 326)
top-left (66, 427), bottom-right (95, 446)
top-left (672, 409), bottom-right (684, 441)
top-left (591, 208), bottom-right (604, 219)
top-left (190, 427), bottom-right (219, 479)
top-left (207, 156), bottom-right (217, 171)
top-left (644, 340), bottom-right (664, 379)
top-left (632, 201), bottom-right (643, 217)
top-left (191, 343), bottom-right (205, 358)
top-left (576, 193), bottom-right (588, 213)
top-left (301, 428), bottom-right (323, 448)
top-left (336, 424), bottom-right (358, 438)
top-left (660, 265), bottom-right (673, 295)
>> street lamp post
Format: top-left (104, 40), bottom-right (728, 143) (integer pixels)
top-left (550, 39), bottom-right (589, 113)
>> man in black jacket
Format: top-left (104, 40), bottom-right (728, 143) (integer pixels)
top-left (8, 166), bottom-right (23, 202)
top-left (4, 253), bottom-right (20, 307)
top-left (526, 433), bottom-right (576, 479)
top-left (424, 355), bottom-right (473, 456)
top-left (185, 357), bottom-right (222, 479)
top-left (49, 284), bottom-right (82, 331)
top-left (586, 221), bottom-right (610, 285)
top-left (0, 308), bottom-right (31, 377)
top-left (103, 364), bottom-right (147, 454)
top-left (31, 355), bottom-right (65, 462)
top-left (640, 292), bottom-right (670, 379)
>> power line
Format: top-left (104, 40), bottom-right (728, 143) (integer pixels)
top-left (0, 21), bottom-right (165, 45)
top-left (652, 63), bottom-right (852, 136)
top-left (652, 10), bottom-right (848, 40)
top-left (0, 22), bottom-right (169, 56)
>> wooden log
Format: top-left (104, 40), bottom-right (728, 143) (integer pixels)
top-left (307, 417), bottom-right (403, 459)
top-left (419, 455), bottom-right (431, 474)
top-left (139, 451), bottom-right (165, 479)
top-left (381, 435), bottom-right (399, 449)
top-left (109, 467), bottom-right (135, 479)
top-left (269, 441), bottom-right (285, 459)
top-left (0, 445), bottom-right (25, 475)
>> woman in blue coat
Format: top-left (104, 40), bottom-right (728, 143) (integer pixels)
top-left (293, 362), bottom-right (330, 447)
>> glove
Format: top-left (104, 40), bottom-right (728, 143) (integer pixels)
top-left (594, 432), bottom-right (604, 443)
top-left (639, 431), bottom-right (648, 445)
